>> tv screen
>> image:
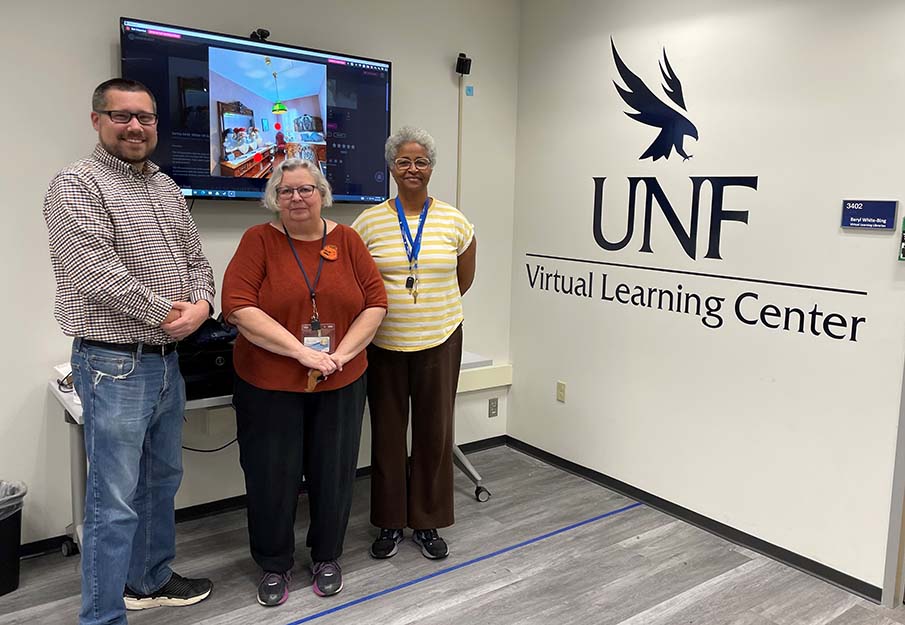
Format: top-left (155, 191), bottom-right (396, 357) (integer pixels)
top-left (120, 17), bottom-right (391, 203)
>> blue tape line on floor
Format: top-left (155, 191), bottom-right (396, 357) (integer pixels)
top-left (285, 501), bottom-right (643, 625)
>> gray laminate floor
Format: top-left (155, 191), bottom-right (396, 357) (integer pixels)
top-left (2, 446), bottom-right (905, 624)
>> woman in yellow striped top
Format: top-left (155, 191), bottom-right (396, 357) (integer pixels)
top-left (352, 127), bottom-right (476, 560)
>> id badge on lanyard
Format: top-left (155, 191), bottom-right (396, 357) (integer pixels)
top-left (301, 322), bottom-right (336, 353)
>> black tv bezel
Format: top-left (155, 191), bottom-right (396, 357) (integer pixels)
top-left (119, 16), bottom-right (392, 204)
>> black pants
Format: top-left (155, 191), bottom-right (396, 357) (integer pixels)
top-left (233, 373), bottom-right (366, 573)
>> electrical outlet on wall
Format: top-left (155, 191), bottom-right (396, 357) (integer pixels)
top-left (556, 381), bottom-right (566, 403)
top-left (488, 397), bottom-right (499, 418)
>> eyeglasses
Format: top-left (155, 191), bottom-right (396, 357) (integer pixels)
top-left (95, 110), bottom-right (159, 126)
top-left (393, 158), bottom-right (432, 171)
top-left (277, 185), bottom-right (317, 199)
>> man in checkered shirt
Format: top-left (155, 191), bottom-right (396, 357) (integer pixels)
top-left (43, 79), bottom-right (215, 625)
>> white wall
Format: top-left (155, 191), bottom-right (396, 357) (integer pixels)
top-left (0, 0), bottom-right (517, 544)
top-left (509, 0), bottom-right (905, 586)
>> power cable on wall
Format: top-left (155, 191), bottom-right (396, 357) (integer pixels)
top-left (183, 438), bottom-right (237, 453)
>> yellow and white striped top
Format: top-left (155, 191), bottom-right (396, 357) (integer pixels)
top-left (352, 198), bottom-right (474, 351)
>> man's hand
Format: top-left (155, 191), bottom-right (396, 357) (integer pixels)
top-left (161, 300), bottom-right (210, 341)
top-left (162, 308), bottom-right (182, 325)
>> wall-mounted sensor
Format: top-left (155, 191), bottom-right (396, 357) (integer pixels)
top-left (456, 52), bottom-right (472, 75)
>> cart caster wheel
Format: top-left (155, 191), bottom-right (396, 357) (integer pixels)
top-left (61, 539), bottom-right (79, 557)
top-left (475, 486), bottom-right (491, 502)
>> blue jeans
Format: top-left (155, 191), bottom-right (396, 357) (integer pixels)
top-left (71, 339), bottom-right (185, 625)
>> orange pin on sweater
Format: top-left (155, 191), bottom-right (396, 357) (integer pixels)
top-left (320, 245), bottom-right (338, 261)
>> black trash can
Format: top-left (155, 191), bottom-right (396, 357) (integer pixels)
top-left (0, 481), bottom-right (27, 597)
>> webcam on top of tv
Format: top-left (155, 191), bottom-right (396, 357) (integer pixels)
top-left (249, 28), bottom-right (270, 41)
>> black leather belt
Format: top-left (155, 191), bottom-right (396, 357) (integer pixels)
top-left (82, 339), bottom-right (178, 355)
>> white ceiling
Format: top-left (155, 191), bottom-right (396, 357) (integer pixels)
top-left (209, 46), bottom-right (324, 101)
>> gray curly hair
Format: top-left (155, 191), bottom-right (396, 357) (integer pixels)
top-left (263, 158), bottom-right (333, 212)
top-left (384, 126), bottom-right (437, 169)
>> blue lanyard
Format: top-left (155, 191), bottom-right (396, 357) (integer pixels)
top-left (395, 197), bottom-right (430, 265)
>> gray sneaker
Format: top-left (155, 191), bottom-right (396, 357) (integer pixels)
top-left (256, 571), bottom-right (290, 607)
top-left (370, 528), bottom-right (404, 559)
top-left (311, 560), bottom-right (343, 597)
top-left (413, 529), bottom-right (449, 559)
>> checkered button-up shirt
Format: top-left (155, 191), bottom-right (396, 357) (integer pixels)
top-left (43, 145), bottom-right (215, 344)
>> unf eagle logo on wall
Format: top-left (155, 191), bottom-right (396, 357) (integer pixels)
top-left (594, 39), bottom-right (755, 261)
top-left (611, 39), bottom-right (698, 161)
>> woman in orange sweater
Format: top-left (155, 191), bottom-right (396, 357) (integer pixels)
top-left (222, 159), bottom-right (386, 606)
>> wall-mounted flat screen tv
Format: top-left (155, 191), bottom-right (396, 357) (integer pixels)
top-left (120, 17), bottom-right (391, 203)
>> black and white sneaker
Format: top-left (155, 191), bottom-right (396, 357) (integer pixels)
top-left (413, 529), bottom-right (449, 559)
top-left (369, 528), bottom-right (404, 559)
top-left (124, 573), bottom-right (212, 610)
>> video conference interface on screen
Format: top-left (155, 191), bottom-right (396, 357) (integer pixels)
top-left (121, 18), bottom-right (391, 203)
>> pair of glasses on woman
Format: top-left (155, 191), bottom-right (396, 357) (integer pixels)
top-left (394, 158), bottom-right (432, 171)
top-left (277, 185), bottom-right (317, 199)
top-left (95, 110), bottom-right (159, 126)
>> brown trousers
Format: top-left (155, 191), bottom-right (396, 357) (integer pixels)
top-left (367, 325), bottom-right (463, 530)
